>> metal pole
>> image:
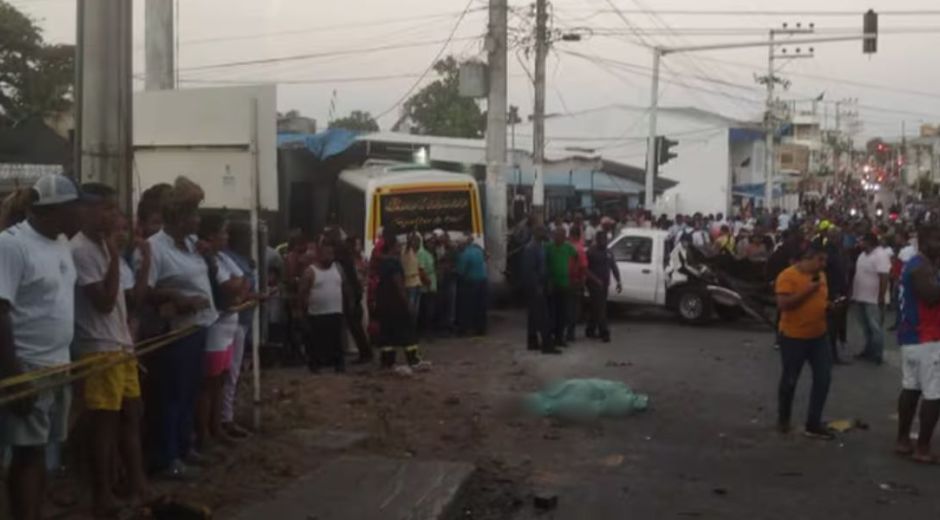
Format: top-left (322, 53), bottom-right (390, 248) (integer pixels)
top-left (764, 30), bottom-right (775, 209)
top-left (484, 0), bottom-right (508, 283)
top-left (643, 48), bottom-right (661, 210)
top-left (145, 0), bottom-right (175, 91)
top-left (249, 98), bottom-right (263, 430)
top-left (532, 0), bottom-right (547, 220)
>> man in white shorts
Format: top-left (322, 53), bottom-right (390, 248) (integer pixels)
top-left (895, 224), bottom-right (940, 463)
top-left (0, 174), bottom-right (83, 520)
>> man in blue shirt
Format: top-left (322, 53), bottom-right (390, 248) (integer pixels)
top-left (456, 235), bottom-right (487, 336)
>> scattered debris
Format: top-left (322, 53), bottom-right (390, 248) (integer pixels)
top-left (604, 360), bottom-right (632, 367)
top-left (543, 432), bottom-right (561, 441)
top-left (879, 482), bottom-right (920, 495)
top-left (600, 454), bottom-right (624, 467)
top-left (712, 488), bottom-right (728, 496)
top-left (827, 419), bottom-right (854, 433)
top-left (444, 396), bottom-right (461, 406)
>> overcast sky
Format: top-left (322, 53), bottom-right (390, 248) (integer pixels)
top-left (13, 0), bottom-right (940, 161)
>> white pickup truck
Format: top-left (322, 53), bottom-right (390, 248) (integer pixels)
top-left (605, 228), bottom-right (763, 324)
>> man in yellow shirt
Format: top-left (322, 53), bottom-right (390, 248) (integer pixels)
top-left (775, 243), bottom-right (834, 440)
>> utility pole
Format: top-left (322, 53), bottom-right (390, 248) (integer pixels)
top-left (145, 0), bottom-right (175, 90)
top-left (77, 0), bottom-right (133, 216)
top-left (532, 0), bottom-right (547, 220)
top-left (764, 30), bottom-right (775, 209)
top-left (643, 49), bottom-right (661, 211)
top-left (485, 0), bottom-right (508, 283)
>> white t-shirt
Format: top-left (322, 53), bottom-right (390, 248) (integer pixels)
top-left (71, 232), bottom-right (133, 353)
top-left (142, 230), bottom-right (218, 329)
top-left (206, 251), bottom-right (243, 352)
top-left (120, 258), bottom-right (135, 291)
top-left (584, 225), bottom-right (597, 244)
top-left (692, 229), bottom-right (711, 248)
top-left (899, 243), bottom-right (918, 264)
top-left (0, 221), bottom-right (76, 367)
top-left (852, 249), bottom-right (892, 305)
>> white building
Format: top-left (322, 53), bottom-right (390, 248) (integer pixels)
top-left (510, 105), bottom-right (766, 216)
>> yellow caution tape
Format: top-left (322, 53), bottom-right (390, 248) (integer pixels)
top-left (0, 301), bottom-right (259, 403)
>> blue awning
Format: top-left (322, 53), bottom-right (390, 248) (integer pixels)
top-left (277, 128), bottom-right (358, 160)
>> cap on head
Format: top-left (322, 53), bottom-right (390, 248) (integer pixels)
top-left (32, 174), bottom-right (81, 207)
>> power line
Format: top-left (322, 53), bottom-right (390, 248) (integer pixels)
top-left (560, 8), bottom-right (940, 17)
top-left (373, 0), bottom-right (478, 121)
top-left (179, 8), bottom-right (487, 46)
top-left (691, 54), bottom-right (940, 102)
top-left (177, 35), bottom-right (482, 72)
top-left (175, 73), bottom-right (426, 85)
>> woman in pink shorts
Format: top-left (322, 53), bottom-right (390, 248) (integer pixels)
top-left (197, 214), bottom-right (248, 452)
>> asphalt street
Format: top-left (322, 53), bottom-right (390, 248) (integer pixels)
top-left (498, 306), bottom-right (940, 520)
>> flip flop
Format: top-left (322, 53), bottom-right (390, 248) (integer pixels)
top-left (894, 444), bottom-right (914, 457)
top-left (910, 452), bottom-right (940, 465)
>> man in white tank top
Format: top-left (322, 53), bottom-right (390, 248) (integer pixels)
top-left (299, 241), bottom-right (348, 372)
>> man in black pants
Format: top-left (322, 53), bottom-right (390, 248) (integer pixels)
top-left (585, 232), bottom-right (622, 342)
top-left (521, 225), bottom-right (557, 354)
top-left (330, 233), bottom-right (372, 364)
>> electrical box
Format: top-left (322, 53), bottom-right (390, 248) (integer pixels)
top-left (458, 61), bottom-right (488, 98)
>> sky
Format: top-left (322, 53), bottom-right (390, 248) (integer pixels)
top-left (11, 0), bottom-right (940, 163)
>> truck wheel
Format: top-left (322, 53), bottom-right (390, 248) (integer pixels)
top-left (677, 289), bottom-right (713, 325)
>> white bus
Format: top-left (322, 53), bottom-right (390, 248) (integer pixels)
top-left (336, 162), bottom-right (485, 257)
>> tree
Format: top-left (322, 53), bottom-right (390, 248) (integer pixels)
top-left (0, 1), bottom-right (75, 126)
top-left (402, 56), bottom-right (484, 138)
top-left (329, 110), bottom-right (379, 133)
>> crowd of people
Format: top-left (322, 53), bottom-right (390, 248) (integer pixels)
top-left (0, 174), bottom-right (272, 519)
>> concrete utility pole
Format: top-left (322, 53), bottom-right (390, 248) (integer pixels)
top-left (485, 0), bottom-right (508, 283)
top-left (642, 49), bottom-right (661, 211)
top-left (145, 0), bottom-right (175, 90)
top-left (77, 0), bottom-right (133, 215)
top-left (764, 30), bottom-right (776, 209)
top-left (532, 0), bottom-right (548, 219)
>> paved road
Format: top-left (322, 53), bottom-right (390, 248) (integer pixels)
top-left (491, 307), bottom-right (940, 520)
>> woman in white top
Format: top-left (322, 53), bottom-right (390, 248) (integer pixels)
top-left (196, 214), bottom-right (248, 450)
top-left (299, 240), bottom-right (348, 373)
top-left (141, 177), bottom-right (217, 478)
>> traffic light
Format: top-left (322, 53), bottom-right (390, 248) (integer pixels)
top-left (655, 136), bottom-right (679, 166)
top-left (863, 9), bottom-right (878, 54)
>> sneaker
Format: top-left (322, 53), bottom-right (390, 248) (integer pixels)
top-left (803, 426), bottom-right (835, 441)
top-left (392, 365), bottom-right (414, 377)
top-left (154, 459), bottom-right (198, 482)
top-left (411, 360), bottom-right (432, 372)
top-left (183, 449), bottom-right (210, 467)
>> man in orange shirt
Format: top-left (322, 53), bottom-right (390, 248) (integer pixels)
top-left (775, 243), bottom-right (834, 440)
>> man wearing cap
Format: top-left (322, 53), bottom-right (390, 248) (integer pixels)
top-left (0, 174), bottom-right (83, 520)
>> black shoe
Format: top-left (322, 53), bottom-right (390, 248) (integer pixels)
top-left (803, 426), bottom-right (835, 441)
top-left (566, 332), bottom-right (576, 343)
top-left (854, 352), bottom-right (871, 360)
top-left (601, 335), bottom-right (611, 343)
top-left (555, 340), bottom-right (568, 348)
top-left (352, 354), bottom-right (374, 365)
top-left (541, 348), bottom-right (562, 355)
top-left (585, 328), bottom-right (596, 339)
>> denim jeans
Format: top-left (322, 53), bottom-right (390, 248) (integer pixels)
top-left (778, 334), bottom-right (832, 430)
top-left (854, 302), bottom-right (884, 361)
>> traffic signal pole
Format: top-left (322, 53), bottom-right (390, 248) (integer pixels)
top-left (643, 30), bottom-right (877, 213)
top-left (643, 48), bottom-right (661, 211)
